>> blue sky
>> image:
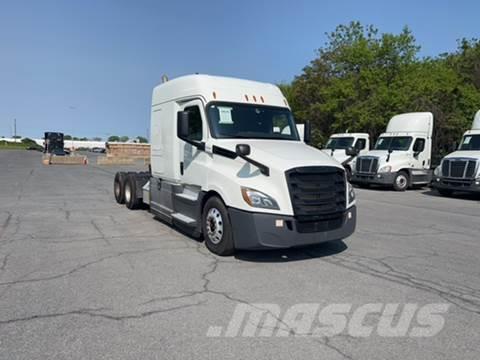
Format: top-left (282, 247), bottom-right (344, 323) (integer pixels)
top-left (0, 0), bottom-right (478, 139)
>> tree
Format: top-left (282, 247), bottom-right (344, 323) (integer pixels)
top-left (92, 137), bottom-right (102, 141)
top-left (108, 135), bottom-right (120, 142)
top-left (288, 21), bottom-right (480, 155)
top-left (136, 136), bottom-right (148, 143)
top-left (64, 135), bottom-right (72, 140)
top-left (119, 136), bottom-right (129, 142)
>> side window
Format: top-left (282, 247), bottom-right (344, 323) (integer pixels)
top-left (184, 106), bottom-right (203, 141)
top-left (413, 138), bottom-right (425, 153)
top-left (355, 138), bottom-right (366, 150)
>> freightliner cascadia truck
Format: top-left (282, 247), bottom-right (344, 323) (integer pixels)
top-left (113, 74), bottom-right (356, 255)
top-left (322, 133), bottom-right (370, 179)
top-left (350, 112), bottom-right (434, 191)
top-left (432, 110), bottom-right (480, 196)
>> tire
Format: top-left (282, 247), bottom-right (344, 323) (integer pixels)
top-left (393, 171), bottom-right (409, 191)
top-left (124, 174), bottom-right (142, 210)
top-left (202, 196), bottom-right (235, 256)
top-left (114, 172), bottom-right (127, 204)
top-left (437, 188), bottom-right (453, 197)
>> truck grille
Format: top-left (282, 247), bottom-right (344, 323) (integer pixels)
top-left (285, 166), bottom-right (346, 232)
top-left (355, 157), bottom-right (379, 174)
top-left (442, 159), bottom-right (477, 179)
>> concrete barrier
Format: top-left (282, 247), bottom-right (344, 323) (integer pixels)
top-left (97, 156), bottom-right (135, 165)
top-left (42, 154), bottom-right (88, 165)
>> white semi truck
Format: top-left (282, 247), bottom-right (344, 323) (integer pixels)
top-left (322, 133), bottom-right (370, 179)
top-left (351, 112), bottom-right (434, 191)
top-left (113, 75), bottom-right (356, 255)
top-left (432, 110), bottom-right (480, 196)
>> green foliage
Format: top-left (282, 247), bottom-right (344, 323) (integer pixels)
top-left (64, 135), bottom-right (72, 140)
top-left (108, 135), bottom-right (120, 142)
top-left (136, 136), bottom-right (148, 143)
top-left (119, 136), bottom-right (129, 142)
top-left (288, 21), bottom-right (480, 157)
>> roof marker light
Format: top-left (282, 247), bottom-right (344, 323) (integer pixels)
top-left (283, 99), bottom-right (288, 106)
top-left (253, 95), bottom-right (257, 102)
top-left (260, 96), bottom-right (264, 103)
top-left (212, 91), bottom-right (217, 99)
top-left (245, 95), bottom-right (249, 101)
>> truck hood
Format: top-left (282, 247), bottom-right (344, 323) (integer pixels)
top-left (443, 150), bottom-right (480, 160)
top-left (213, 139), bottom-right (343, 172)
top-left (358, 150), bottom-right (411, 169)
top-left (321, 149), bottom-right (349, 164)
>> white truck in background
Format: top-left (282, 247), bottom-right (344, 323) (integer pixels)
top-left (351, 112), bottom-right (434, 191)
top-left (113, 74), bottom-right (356, 255)
top-left (432, 110), bottom-right (480, 196)
top-left (322, 133), bottom-right (370, 179)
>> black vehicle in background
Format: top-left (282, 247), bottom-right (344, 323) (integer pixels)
top-left (44, 132), bottom-right (65, 155)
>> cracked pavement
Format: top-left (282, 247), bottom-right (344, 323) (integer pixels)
top-left (0, 151), bottom-right (479, 359)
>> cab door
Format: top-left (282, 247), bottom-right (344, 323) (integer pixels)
top-left (412, 137), bottom-right (428, 169)
top-left (178, 99), bottom-right (209, 189)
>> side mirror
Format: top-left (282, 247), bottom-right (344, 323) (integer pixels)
top-left (345, 146), bottom-right (359, 157)
top-left (304, 121), bottom-right (311, 144)
top-left (236, 144), bottom-right (251, 156)
top-left (177, 111), bottom-right (190, 139)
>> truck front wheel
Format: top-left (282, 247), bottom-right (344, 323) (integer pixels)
top-left (202, 197), bottom-right (235, 256)
top-left (393, 171), bottom-right (409, 191)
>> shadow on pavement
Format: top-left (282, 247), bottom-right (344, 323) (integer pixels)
top-left (421, 188), bottom-right (480, 201)
top-left (235, 240), bottom-right (348, 263)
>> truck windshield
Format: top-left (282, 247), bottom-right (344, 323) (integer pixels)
top-left (325, 137), bottom-right (354, 150)
top-left (207, 102), bottom-right (300, 140)
top-left (459, 135), bottom-right (480, 150)
top-left (374, 136), bottom-right (412, 151)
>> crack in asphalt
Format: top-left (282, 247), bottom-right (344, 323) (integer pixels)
top-left (309, 251), bottom-right (480, 316)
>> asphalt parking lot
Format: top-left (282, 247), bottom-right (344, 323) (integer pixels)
top-left (1, 150), bottom-right (479, 359)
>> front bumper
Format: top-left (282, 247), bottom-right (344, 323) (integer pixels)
top-left (229, 206), bottom-right (356, 250)
top-left (432, 176), bottom-right (480, 193)
top-left (351, 172), bottom-right (396, 185)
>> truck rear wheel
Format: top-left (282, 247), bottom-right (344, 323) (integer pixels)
top-left (114, 172), bottom-right (127, 204)
top-left (124, 174), bottom-right (142, 210)
top-left (202, 197), bottom-right (234, 256)
top-left (393, 171), bottom-right (409, 191)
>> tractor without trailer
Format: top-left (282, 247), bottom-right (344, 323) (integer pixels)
top-left (350, 112), bottom-right (434, 191)
top-left (113, 74), bottom-right (356, 255)
top-left (322, 133), bottom-right (370, 180)
top-left (432, 110), bottom-right (480, 196)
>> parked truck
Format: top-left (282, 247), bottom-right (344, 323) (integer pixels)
top-left (432, 110), bottom-right (480, 196)
top-left (113, 74), bottom-right (356, 255)
top-left (322, 133), bottom-right (370, 179)
top-left (350, 112), bottom-right (433, 191)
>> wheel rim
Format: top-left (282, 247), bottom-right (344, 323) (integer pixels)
top-left (206, 208), bottom-right (223, 244)
top-left (125, 183), bottom-right (131, 203)
top-left (396, 175), bottom-right (407, 189)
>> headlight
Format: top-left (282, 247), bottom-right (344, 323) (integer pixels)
top-left (434, 165), bottom-right (442, 176)
top-left (378, 165), bottom-right (392, 173)
top-left (347, 182), bottom-right (355, 204)
top-left (241, 187), bottom-right (279, 210)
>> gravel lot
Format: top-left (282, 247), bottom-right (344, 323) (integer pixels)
top-left (1, 150), bottom-right (479, 359)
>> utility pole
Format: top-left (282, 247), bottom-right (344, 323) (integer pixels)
top-left (13, 118), bottom-right (17, 142)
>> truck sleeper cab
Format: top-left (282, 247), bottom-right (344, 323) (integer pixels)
top-left (114, 75), bottom-right (356, 255)
top-left (351, 112), bottom-right (433, 191)
top-left (432, 110), bottom-right (480, 196)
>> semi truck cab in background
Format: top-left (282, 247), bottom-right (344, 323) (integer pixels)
top-left (351, 112), bottom-right (433, 191)
top-left (432, 110), bottom-right (480, 196)
top-left (114, 74), bottom-right (356, 255)
top-left (322, 133), bottom-right (370, 179)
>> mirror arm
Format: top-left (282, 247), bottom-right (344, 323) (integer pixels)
top-left (237, 154), bottom-right (270, 176)
top-left (180, 136), bottom-right (205, 151)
